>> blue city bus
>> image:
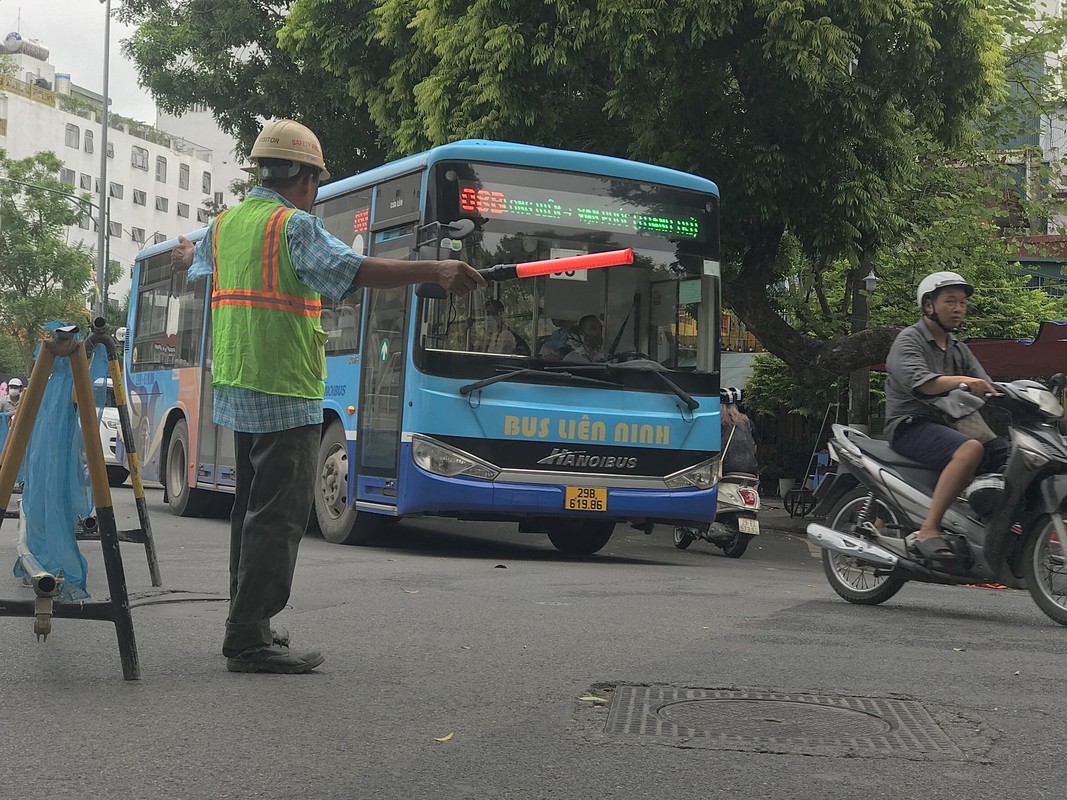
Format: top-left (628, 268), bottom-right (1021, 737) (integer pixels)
top-left (125, 140), bottom-right (721, 554)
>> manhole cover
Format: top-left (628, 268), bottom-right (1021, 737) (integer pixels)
top-left (603, 686), bottom-right (962, 758)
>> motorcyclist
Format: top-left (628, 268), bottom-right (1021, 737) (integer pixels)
top-left (720, 387), bottom-right (758, 476)
top-left (1, 378), bottom-right (24, 417)
top-left (884, 271), bottom-right (1009, 561)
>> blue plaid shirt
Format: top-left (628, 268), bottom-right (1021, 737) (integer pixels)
top-left (188, 187), bottom-right (364, 433)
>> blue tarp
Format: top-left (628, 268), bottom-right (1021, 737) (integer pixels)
top-left (11, 325), bottom-right (109, 601)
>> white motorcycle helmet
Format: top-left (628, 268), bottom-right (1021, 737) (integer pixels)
top-left (916, 271), bottom-right (973, 311)
top-left (721, 387), bottom-right (743, 405)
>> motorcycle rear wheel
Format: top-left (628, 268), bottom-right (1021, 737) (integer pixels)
top-left (822, 489), bottom-right (907, 605)
top-left (673, 527), bottom-right (694, 550)
top-left (1022, 516), bottom-right (1067, 626)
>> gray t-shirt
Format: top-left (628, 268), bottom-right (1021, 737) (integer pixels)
top-left (883, 320), bottom-right (991, 442)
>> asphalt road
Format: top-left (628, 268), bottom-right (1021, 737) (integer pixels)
top-left (1, 488), bottom-right (1063, 800)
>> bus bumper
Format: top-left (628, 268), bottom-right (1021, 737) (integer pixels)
top-left (395, 455), bottom-right (718, 524)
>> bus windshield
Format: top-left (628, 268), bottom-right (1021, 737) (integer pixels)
top-left (418, 162), bottom-right (719, 389)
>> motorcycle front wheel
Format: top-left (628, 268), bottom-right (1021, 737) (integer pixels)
top-left (1022, 516), bottom-right (1067, 626)
top-left (822, 489), bottom-right (907, 605)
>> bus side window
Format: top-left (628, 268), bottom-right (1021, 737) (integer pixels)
top-left (172, 269), bottom-right (206, 367)
top-left (322, 293), bottom-right (362, 355)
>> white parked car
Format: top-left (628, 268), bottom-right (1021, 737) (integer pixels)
top-left (97, 378), bottom-right (129, 487)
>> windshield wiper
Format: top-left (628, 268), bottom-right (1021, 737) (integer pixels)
top-left (459, 368), bottom-right (621, 396)
top-left (545, 363), bottom-right (699, 411)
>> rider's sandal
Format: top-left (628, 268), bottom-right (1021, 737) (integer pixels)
top-left (910, 534), bottom-right (958, 561)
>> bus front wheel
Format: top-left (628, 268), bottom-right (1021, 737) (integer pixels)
top-left (547, 520), bottom-right (615, 556)
top-left (315, 420), bottom-right (380, 545)
top-left (165, 418), bottom-right (210, 517)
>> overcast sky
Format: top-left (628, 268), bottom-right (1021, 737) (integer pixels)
top-left (3, 1), bottom-right (157, 123)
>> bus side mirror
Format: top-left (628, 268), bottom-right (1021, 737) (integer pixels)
top-left (416, 283), bottom-right (448, 299)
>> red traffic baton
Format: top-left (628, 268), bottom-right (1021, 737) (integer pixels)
top-left (478, 248), bottom-right (634, 282)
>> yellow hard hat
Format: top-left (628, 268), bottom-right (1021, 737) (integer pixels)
top-left (249, 119), bottom-right (331, 181)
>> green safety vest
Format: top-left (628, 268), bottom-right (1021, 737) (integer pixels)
top-left (211, 197), bottom-right (328, 399)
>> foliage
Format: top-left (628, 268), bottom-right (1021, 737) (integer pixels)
top-left (119, 1), bottom-right (1067, 387)
top-left (0, 151), bottom-right (97, 370)
top-left (116, 0), bottom-right (388, 178)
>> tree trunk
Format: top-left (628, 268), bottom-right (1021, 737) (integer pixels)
top-left (722, 227), bottom-right (900, 386)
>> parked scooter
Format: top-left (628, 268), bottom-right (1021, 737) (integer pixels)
top-left (674, 474), bottom-right (760, 556)
top-left (807, 377), bottom-right (1067, 626)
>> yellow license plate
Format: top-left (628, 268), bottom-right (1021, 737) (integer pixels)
top-left (564, 486), bottom-right (607, 512)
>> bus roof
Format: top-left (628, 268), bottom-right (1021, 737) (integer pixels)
top-left (135, 139), bottom-right (719, 261)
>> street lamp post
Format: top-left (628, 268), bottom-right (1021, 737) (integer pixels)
top-left (94, 0), bottom-right (112, 318)
top-left (849, 261), bottom-right (878, 432)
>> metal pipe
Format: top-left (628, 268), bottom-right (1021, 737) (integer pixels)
top-left (15, 503), bottom-right (60, 598)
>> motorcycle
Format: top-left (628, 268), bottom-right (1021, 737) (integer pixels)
top-left (806, 378), bottom-right (1067, 626)
top-left (674, 473), bottom-right (760, 557)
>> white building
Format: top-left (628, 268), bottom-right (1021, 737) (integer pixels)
top-left (0, 32), bottom-right (244, 303)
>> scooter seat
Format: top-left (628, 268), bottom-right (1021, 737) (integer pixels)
top-left (853, 437), bottom-right (937, 472)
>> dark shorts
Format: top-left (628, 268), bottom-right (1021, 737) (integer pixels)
top-left (890, 417), bottom-right (1009, 474)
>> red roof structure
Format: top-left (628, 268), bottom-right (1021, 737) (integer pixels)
top-left (966, 320), bottom-right (1067, 378)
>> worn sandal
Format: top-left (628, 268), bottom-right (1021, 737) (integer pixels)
top-left (911, 534), bottom-right (958, 561)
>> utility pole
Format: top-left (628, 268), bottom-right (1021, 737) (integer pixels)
top-left (94, 0), bottom-right (112, 318)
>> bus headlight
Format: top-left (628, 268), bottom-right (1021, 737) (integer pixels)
top-left (411, 436), bottom-right (499, 481)
top-left (665, 458), bottom-right (719, 490)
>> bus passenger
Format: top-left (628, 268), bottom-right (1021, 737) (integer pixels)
top-left (474, 299), bottom-right (518, 354)
top-left (563, 315), bottom-right (606, 363)
top-left (171, 118), bottom-right (485, 675)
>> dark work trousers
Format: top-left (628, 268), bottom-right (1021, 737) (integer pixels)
top-left (224, 424), bottom-right (320, 657)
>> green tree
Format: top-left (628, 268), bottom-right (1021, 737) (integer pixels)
top-left (116, 0), bottom-right (388, 178)
top-left (276, 0), bottom-right (1012, 379)
top-left (121, 1), bottom-right (1065, 386)
top-left (0, 151), bottom-right (97, 370)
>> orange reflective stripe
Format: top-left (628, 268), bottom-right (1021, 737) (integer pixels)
top-left (211, 210), bottom-right (229, 293)
top-left (211, 297), bottom-right (321, 317)
top-left (212, 288), bottom-right (321, 313)
top-left (263, 207), bottom-right (291, 293)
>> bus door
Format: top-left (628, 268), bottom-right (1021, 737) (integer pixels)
top-left (196, 314), bottom-right (237, 491)
top-left (354, 225), bottom-right (414, 504)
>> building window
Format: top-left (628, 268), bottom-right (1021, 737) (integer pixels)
top-left (108, 220), bottom-right (122, 238)
top-left (155, 156), bottom-right (167, 183)
top-left (131, 146), bottom-right (149, 170)
top-left (64, 123), bottom-right (79, 148)
top-left (59, 168), bottom-right (75, 186)
top-left (109, 182), bottom-right (123, 199)
top-left (84, 130), bottom-right (94, 154)
top-left (152, 232), bottom-right (167, 244)
top-left (196, 208), bottom-right (210, 223)
top-left (155, 196), bottom-right (169, 212)
top-left (133, 189), bottom-right (147, 206)
top-left (78, 215), bottom-right (91, 230)
top-left (79, 173), bottom-right (92, 191)
top-left (106, 142), bottom-right (114, 159)
top-left (177, 202), bottom-right (189, 218)
top-left (202, 171), bottom-right (211, 194)
top-left (131, 227), bottom-right (145, 244)
top-left (214, 191), bottom-right (224, 206)
top-left (178, 164), bottom-right (190, 190)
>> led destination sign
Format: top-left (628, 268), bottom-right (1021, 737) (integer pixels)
top-left (458, 182), bottom-right (702, 240)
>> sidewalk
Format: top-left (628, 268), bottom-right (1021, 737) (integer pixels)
top-left (758, 495), bottom-right (820, 538)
